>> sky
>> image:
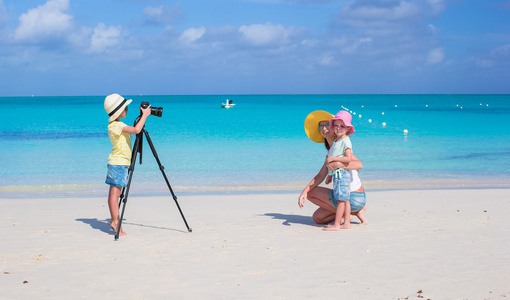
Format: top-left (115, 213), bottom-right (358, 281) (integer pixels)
top-left (0, 0), bottom-right (509, 96)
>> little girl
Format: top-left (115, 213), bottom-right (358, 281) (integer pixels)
top-left (323, 110), bottom-right (355, 231)
top-left (104, 93), bottom-right (151, 236)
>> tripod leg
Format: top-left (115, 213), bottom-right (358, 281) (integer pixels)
top-left (143, 130), bottom-right (192, 232)
top-left (118, 186), bottom-right (126, 208)
top-left (114, 133), bottom-right (141, 240)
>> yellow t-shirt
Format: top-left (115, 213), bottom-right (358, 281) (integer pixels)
top-left (107, 121), bottom-right (132, 165)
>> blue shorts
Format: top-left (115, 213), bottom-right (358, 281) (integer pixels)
top-left (105, 164), bottom-right (129, 187)
top-left (329, 189), bottom-right (367, 212)
top-left (333, 170), bottom-right (351, 201)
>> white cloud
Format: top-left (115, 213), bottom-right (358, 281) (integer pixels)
top-left (343, 37), bottom-right (373, 54)
top-left (428, 24), bottom-right (437, 34)
top-left (469, 57), bottom-right (494, 68)
top-left (143, 5), bottom-right (181, 25)
top-left (246, 0), bottom-right (336, 3)
top-left (427, 47), bottom-right (444, 64)
top-left (491, 44), bottom-right (510, 58)
top-left (239, 22), bottom-right (290, 46)
top-left (14, 0), bottom-right (73, 42)
top-left (0, 0), bottom-right (7, 27)
top-left (89, 23), bottom-right (122, 53)
top-left (335, 0), bottom-right (445, 31)
top-left (318, 52), bottom-right (335, 66)
top-left (179, 26), bottom-right (206, 43)
top-left (427, 0), bottom-right (446, 14)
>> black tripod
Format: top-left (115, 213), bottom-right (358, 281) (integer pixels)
top-left (115, 121), bottom-right (192, 240)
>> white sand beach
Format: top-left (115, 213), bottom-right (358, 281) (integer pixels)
top-left (1, 189), bottom-right (510, 299)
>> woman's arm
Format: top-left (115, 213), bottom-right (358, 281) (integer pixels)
top-left (298, 159), bottom-right (329, 208)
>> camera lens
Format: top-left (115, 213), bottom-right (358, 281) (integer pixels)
top-left (151, 107), bottom-right (163, 117)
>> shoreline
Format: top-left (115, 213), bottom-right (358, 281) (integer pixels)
top-left (1, 189), bottom-right (509, 299)
top-left (1, 177), bottom-right (510, 198)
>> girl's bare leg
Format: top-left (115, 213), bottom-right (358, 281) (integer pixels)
top-left (323, 201), bottom-right (345, 231)
top-left (340, 200), bottom-right (351, 229)
top-left (108, 186), bottom-right (126, 236)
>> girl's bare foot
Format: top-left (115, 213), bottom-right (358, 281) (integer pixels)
top-left (110, 221), bottom-right (127, 236)
top-left (323, 225), bottom-right (341, 231)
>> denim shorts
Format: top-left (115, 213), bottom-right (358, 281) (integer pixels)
top-left (333, 170), bottom-right (351, 201)
top-left (329, 189), bottom-right (367, 212)
top-left (105, 164), bottom-right (129, 187)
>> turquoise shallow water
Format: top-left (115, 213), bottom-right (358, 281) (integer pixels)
top-left (1, 94), bottom-right (509, 196)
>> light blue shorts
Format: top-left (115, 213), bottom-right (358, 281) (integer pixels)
top-left (329, 189), bottom-right (367, 213)
top-left (333, 170), bottom-right (351, 201)
top-left (105, 164), bottom-right (129, 187)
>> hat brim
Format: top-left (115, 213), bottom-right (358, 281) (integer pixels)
top-left (304, 110), bottom-right (334, 143)
top-left (329, 116), bottom-right (355, 135)
top-left (108, 99), bottom-right (132, 122)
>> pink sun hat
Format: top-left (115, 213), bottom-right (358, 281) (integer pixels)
top-left (329, 110), bottom-right (355, 135)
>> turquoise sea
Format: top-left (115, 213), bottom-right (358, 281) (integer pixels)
top-left (1, 94), bottom-right (509, 197)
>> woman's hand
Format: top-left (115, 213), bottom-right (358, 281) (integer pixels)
top-left (325, 175), bottom-right (332, 185)
top-left (298, 191), bottom-right (307, 208)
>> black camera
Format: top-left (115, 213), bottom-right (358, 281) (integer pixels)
top-left (140, 101), bottom-right (163, 117)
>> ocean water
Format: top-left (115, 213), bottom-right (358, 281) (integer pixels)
top-left (1, 94), bottom-right (509, 197)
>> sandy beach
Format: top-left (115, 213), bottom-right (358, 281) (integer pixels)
top-left (1, 188), bottom-right (510, 299)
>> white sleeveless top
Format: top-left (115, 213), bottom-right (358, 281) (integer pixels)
top-left (350, 170), bottom-right (362, 191)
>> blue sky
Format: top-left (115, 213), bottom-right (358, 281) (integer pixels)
top-left (0, 0), bottom-right (509, 96)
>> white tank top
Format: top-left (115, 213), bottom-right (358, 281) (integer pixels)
top-left (350, 170), bottom-right (362, 191)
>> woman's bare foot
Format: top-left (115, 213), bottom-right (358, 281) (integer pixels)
top-left (356, 206), bottom-right (368, 225)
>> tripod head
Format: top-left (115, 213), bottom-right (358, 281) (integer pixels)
top-left (133, 100), bottom-right (163, 165)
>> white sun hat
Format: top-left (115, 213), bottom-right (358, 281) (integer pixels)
top-left (104, 93), bottom-right (132, 122)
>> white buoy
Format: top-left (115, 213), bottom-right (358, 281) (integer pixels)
top-left (368, 119), bottom-right (372, 123)
top-left (353, 112), bottom-right (356, 115)
top-left (361, 105), bottom-right (364, 108)
top-left (487, 104), bottom-right (489, 106)
top-left (382, 122), bottom-right (387, 127)
top-left (359, 114), bottom-right (362, 118)
top-left (395, 105), bottom-right (398, 108)
top-left (426, 104), bottom-right (428, 107)
top-left (382, 112), bottom-right (385, 115)
top-left (403, 129), bottom-right (408, 134)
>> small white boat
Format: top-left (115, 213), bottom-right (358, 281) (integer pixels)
top-left (221, 99), bottom-right (236, 108)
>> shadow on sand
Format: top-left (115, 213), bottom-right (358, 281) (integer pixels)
top-left (262, 213), bottom-right (319, 227)
top-left (76, 218), bottom-right (113, 234)
top-left (76, 218), bottom-right (188, 234)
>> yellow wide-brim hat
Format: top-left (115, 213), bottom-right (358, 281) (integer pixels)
top-left (304, 110), bottom-right (334, 143)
